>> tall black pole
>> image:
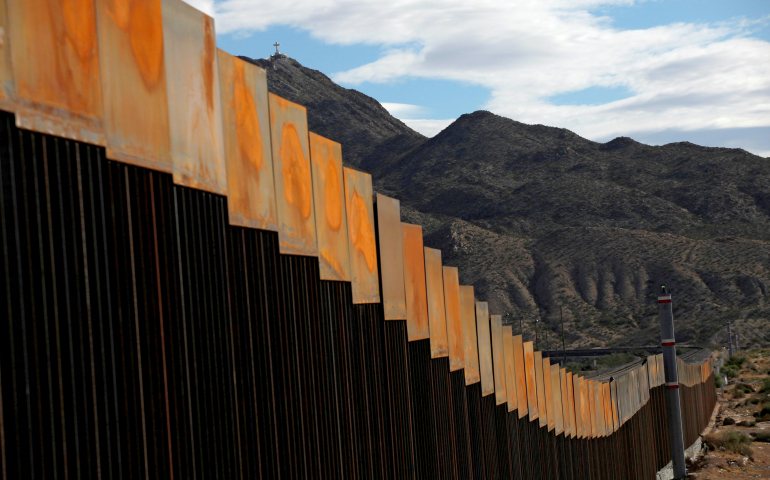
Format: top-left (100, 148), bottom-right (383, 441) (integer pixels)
top-left (659, 290), bottom-right (686, 479)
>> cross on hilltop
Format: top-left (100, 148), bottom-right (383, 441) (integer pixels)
top-left (270, 42), bottom-right (287, 60)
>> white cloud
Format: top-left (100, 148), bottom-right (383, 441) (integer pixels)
top-left (399, 118), bottom-right (456, 137)
top-left (182, 0), bottom-right (215, 16)
top-left (210, 0), bottom-right (770, 153)
top-left (380, 102), bottom-right (428, 118)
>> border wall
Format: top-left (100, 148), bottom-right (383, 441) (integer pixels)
top-left (0, 0), bottom-right (717, 478)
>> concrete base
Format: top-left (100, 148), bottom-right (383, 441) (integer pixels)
top-left (656, 437), bottom-right (702, 480)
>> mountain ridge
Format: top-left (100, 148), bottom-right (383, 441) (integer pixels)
top-left (242, 55), bottom-right (770, 349)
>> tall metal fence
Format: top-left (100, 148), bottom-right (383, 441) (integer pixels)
top-left (0, 0), bottom-right (717, 478)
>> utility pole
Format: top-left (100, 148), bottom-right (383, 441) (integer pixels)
top-left (736, 332), bottom-right (740, 351)
top-left (535, 319), bottom-right (539, 351)
top-left (726, 322), bottom-right (733, 358)
top-left (658, 286), bottom-right (686, 479)
top-left (561, 305), bottom-right (567, 366)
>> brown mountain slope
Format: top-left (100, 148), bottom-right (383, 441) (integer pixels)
top-left (247, 55), bottom-right (770, 349)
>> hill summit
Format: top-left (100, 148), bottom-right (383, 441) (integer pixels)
top-left (241, 55), bottom-right (770, 349)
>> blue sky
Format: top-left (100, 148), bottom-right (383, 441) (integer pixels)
top-left (199, 0), bottom-right (770, 156)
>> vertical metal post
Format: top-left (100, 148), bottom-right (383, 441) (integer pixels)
top-left (726, 322), bottom-right (733, 358)
top-left (659, 293), bottom-right (686, 479)
top-left (735, 333), bottom-right (739, 351)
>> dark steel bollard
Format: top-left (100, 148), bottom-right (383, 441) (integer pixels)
top-left (658, 293), bottom-right (686, 479)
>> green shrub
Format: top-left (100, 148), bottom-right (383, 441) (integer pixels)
top-left (597, 353), bottom-right (634, 369)
top-left (733, 391), bottom-right (745, 399)
top-left (722, 364), bottom-right (739, 378)
top-left (715, 375), bottom-right (723, 388)
top-left (759, 378), bottom-right (770, 394)
top-left (757, 406), bottom-right (770, 418)
top-left (703, 431), bottom-right (753, 456)
top-left (735, 384), bottom-right (755, 394)
top-left (725, 355), bottom-right (747, 369)
top-left (750, 431), bottom-right (770, 442)
top-left (565, 362), bottom-right (584, 376)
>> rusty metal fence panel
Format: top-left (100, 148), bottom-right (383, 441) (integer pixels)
top-left (376, 194), bottom-right (406, 319)
top-left (424, 247), bottom-right (448, 358)
top-left (443, 266), bottom-right (464, 371)
top-left (269, 93), bottom-right (317, 256)
top-left (460, 286), bottom-right (480, 385)
top-left (344, 167), bottom-right (379, 304)
top-left (219, 50), bottom-right (278, 231)
top-left (7, 0), bottom-right (104, 145)
top-left (162, 0), bottom-right (226, 195)
top-left (96, 0), bottom-right (172, 172)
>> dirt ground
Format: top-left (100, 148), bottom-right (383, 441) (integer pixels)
top-left (685, 348), bottom-right (770, 479)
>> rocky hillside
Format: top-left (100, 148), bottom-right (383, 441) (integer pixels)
top-left (242, 55), bottom-right (770, 349)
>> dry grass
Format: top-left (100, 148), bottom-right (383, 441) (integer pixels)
top-left (703, 431), bottom-right (754, 456)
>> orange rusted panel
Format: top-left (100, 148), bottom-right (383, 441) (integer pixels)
top-left (560, 369), bottom-right (570, 437)
top-left (96, 0), bottom-right (171, 171)
top-left (424, 248), bottom-right (448, 357)
top-left (504, 327), bottom-right (517, 412)
top-left (345, 167), bottom-right (379, 303)
top-left (524, 341), bottom-right (538, 421)
top-left (460, 286), bottom-right (480, 385)
top-left (534, 351), bottom-right (547, 428)
top-left (588, 380), bottom-right (597, 438)
top-left (514, 335), bottom-right (528, 419)
top-left (601, 382), bottom-right (609, 435)
top-left (550, 365), bottom-right (561, 432)
top-left (611, 380), bottom-right (619, 432)
top-left (402, 223), bottom-right (429, 341)
top-left (573, 375), bottom-right (583, 438)
top-left (604, 382), bottom-right (613, 434)
top-left (163, 0), bottom-right (226, 194)
top-left (567, 372), bottom-right (579, 438)
top-left (617, 376), bottom-right (624, 425)
top-left (219, 50), bottom-right (278, 230)
top-left (543, 357), bottom-right (554, 432)
top-left (595, 381), bottom-right (605, 437)
top-left (580, 377), bottom-right (591, 438)
top-left (8, 0), bottom-right (104, 144)
top-left (0, 0), bottom-right (15, 111)
top-left (376, 194), bottom-right (406, 319)
top-left (476, 302), bottom-right (494, 397)
top-left (443, 267), bottom-right (464, 370)
top-left (269, 93), bottom-right (317, 254)
top-left (310, 133), bottom-right (350, 280)
top-left (491, 314), bottom-right (506, 406)
top-left (648, 355), bottom-right (655, 387)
